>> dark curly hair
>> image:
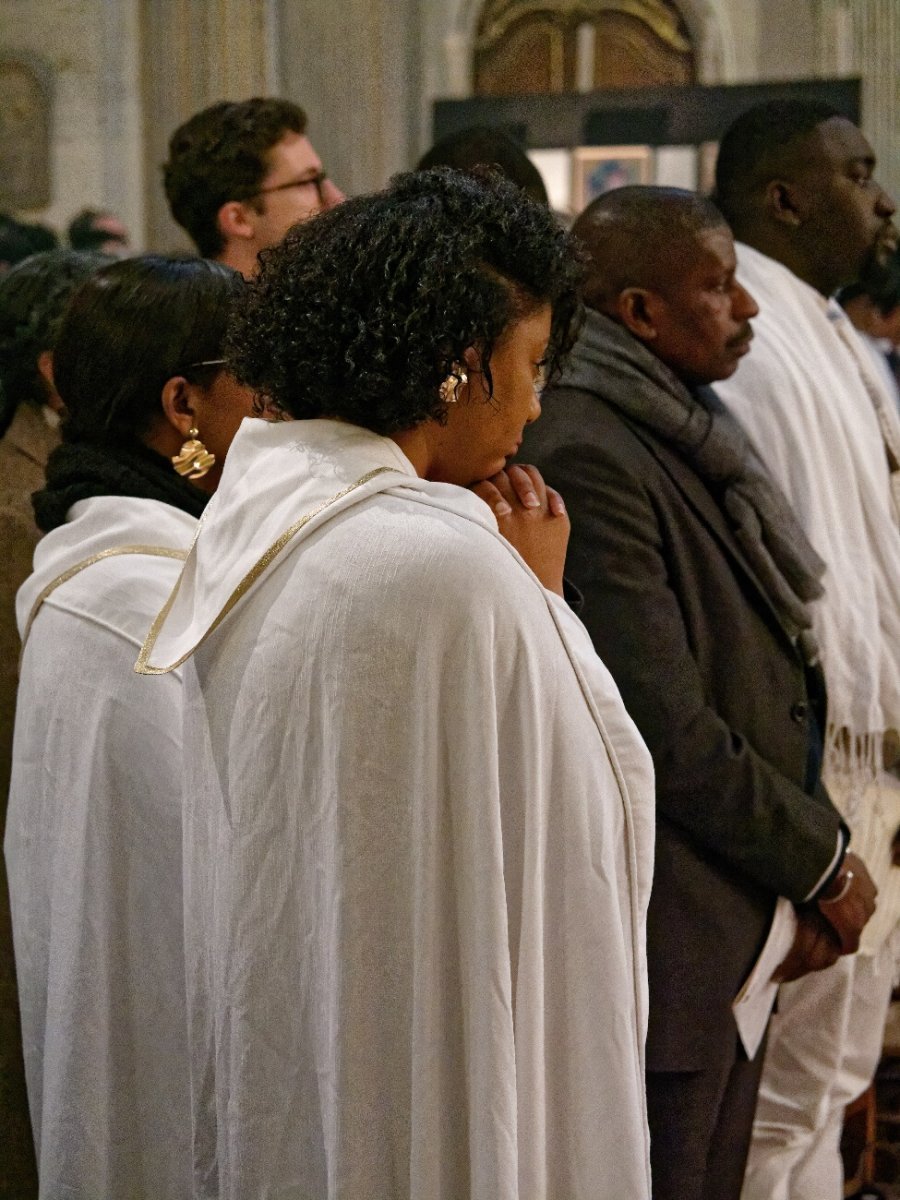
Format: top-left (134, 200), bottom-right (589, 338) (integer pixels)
top-left (163, 98), bottom-right (307, 257)
top-left (227, 168), bottom-right (583, 435)
top-left (0, 249), bottom-right (113, 437)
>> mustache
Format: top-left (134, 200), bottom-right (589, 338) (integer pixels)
top-left (727, 323), bottom-right (754, 349)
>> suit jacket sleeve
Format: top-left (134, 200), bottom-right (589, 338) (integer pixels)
top-left (540, 435), bottom-right (841, 903)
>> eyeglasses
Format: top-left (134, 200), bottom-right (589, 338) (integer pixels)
top-left (183, 358), bottom-right (226, 372)
top-left (248, 170), bottom-right (329, 203)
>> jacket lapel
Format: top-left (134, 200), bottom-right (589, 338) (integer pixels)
top-left (624, 417), bottom-right (801, 653)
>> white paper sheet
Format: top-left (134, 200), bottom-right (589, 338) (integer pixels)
top-left (732, 897), bottom-right (798, 1059)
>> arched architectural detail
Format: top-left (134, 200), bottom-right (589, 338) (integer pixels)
top-left (473, 0), bottom-right (696, 94)
top-left (432, 0), bottom-right (736, 97)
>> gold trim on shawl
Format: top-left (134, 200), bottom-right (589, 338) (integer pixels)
top-left (20, 545), bottom-right (189, 653)
top-left (135, 466), bottom-right (397, 677)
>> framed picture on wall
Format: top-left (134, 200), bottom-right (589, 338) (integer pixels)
top-left (571, 145), bottom-right (654, 214)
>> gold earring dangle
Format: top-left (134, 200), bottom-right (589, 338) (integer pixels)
top-left (439, 368), bottom-right (468, 405)
top-left (172, 427), bottom-right (215, 480)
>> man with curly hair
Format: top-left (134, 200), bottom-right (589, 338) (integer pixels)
top-left (163, 98), bottom-right (344, 278)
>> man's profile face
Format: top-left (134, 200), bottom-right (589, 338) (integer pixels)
top-left (796, 118), bottom-right (897, 289)
top-left (249, 131), bottom-right (345, 252)
top-left (648, 226), bottom-right (759, 385)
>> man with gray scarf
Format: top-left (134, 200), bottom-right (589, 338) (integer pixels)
top-left (519, 186), bottom-right (875, 1200)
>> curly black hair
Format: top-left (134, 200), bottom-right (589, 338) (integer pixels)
top-left (163, 98), bottom-right (307, 257)
top-left (227, 168), bottom-right (583, 435)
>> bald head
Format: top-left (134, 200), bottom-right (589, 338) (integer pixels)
top-left (573, 186), bottom-right (728, 312)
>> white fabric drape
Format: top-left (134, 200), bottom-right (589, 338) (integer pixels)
top-left (716, 243), bottom-right (900, 810)
top-left (140, 418), bottom-right (656, 1200)
top-left (5, 495), bottom-right (197, 1199)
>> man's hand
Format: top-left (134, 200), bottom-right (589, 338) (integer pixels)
top-left (773, 909), bottom-right (842, 983)
top-left (816, 851), bottom-right (877, 955)
top-left (472, 464), bottom-right (570, 596)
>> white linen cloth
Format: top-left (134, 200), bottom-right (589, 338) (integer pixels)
top-left (139, 417), bottom-right (656, 1200)
top-left (716, 244), bottom-right (900, 809)
top-left (4, 494), bottom-right (197, 1199)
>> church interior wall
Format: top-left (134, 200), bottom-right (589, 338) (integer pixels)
top-left (2, 0), bottom-right (144, 247)
top-left (1, 0), bottom-right (898, 248)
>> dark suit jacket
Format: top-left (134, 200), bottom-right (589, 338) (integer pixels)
top-left (521, 383), bottom-right (843, 1073)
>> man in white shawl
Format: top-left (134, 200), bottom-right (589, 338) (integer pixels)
top-left (714, 99), bottom-right (900, 1199)
top-left (138, 169), bottom-right (655, 1199)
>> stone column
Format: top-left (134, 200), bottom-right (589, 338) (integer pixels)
top-left (815, 0), bottom-right (900, 202)
top-left (139, 0), bottom-right (276, 251)
top-left (278, 0), bottom-right (422, 198)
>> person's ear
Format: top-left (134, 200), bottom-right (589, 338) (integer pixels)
top-left (764, 179), bottom-right (805, 228)
top-left (217, 200), bottom-right (257, 244)
top-left (618, 288), bottom-right (661, 342)
top-left (160, 376), bottom-right (198, 441)
top-left (36, 349), bottom-right (65, 413)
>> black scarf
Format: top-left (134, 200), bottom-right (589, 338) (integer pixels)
top-left (33, 438), bottom-right (210, 532)
top-left (557, 309), bottom-right (826, 662)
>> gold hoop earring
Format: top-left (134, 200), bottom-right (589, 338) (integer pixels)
top-left (440, 368), bottom-right (468, 405)
top-left (172, 427), bottom-right (215, 480)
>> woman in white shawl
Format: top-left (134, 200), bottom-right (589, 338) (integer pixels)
top-left (4, 256), bottom-right (254, 1198)
top-left (138, 169), bottom-right (656, 1200)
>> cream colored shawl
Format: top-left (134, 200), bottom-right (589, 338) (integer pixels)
top-left (717, 243), bottom-right (900, 809)
top-left (138, 418), bottom-right (655, 1200)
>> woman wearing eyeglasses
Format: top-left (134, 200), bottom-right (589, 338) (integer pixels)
top-left (4, 256), bottom-right (254, 1199)
top-left (138, 170), bottom-right (656, 1200)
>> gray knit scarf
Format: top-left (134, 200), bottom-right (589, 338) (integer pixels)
top-left (558, 309), bottom-right (826, 663)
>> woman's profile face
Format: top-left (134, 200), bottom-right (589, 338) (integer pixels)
top-left (429, 303), bottom-right (552, 487)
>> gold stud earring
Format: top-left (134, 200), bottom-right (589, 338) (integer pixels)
top-left (440, 368), bottom-right (468, 405)
top-left (172, 427), bottom-right (215, 480)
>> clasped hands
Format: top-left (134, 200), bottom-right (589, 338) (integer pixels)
top-left (774, 852), bottom-right (877, 983)
top-left (472, 464), bottom-right (569, 597)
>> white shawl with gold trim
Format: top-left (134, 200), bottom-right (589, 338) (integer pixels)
top-left (139, 418), bottom-right (655, 1200)
top-left (5, 494), bottom-right (197, 1198)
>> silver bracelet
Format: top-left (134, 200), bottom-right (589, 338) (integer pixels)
top-left (820, 869), bottom-right (854, 905)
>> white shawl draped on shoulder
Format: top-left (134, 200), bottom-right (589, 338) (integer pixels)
top-left (716, 244), bottom-right (900, 777)
top-left (139, 418), bottom-right (655, 1200)
top-left (716, 244), bottom-right (900, 949)
top-left (5, 495), bottom-right (198, 1198)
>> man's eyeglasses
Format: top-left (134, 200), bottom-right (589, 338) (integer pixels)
top-left (248, 171), bottom-right (329, 203)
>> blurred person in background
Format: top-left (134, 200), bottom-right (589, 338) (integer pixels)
top-left (840, 247), bottom-right (900, 411)
top-left (4, 256), bottom-right (254, 1199)
top-left (67, 208), bottom-right (131, 257)
top-left (0, 216), bottom-right (58, 274)
top-left (164, 97), bottom-right (344, 278)
top-left (417, 125), bottom-right (549, 206)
